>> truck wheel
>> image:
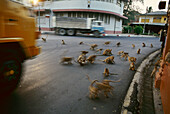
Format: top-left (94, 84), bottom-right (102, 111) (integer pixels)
top-left (67, 29), bottom-right (75, 36)
top-left (93, 31), bottom-right (100, 38)
top-left (0, 52), bottom-right (22, 96)
top-left (59, 29), bottom-right (66, 36)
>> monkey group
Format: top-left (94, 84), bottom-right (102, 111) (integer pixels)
top-left (57, 39), bottom-right (156, 99)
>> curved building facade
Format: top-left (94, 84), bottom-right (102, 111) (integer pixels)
top-left (37, 0), bottom-right (127, 34)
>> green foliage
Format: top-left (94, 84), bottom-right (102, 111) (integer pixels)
top-left (123, 0), bottom-right (144, 25)
top-left (134, 26), bottom-right (143, 35)
top-left (123, 26), bottom-right (132, 33)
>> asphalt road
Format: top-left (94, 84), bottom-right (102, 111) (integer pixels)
top-left (1, 34), bottom-right (161, 114)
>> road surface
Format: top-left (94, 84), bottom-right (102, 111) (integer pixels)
top-left (1, 34), bottom-right (161, 114)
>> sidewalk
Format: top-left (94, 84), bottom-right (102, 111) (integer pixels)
top-left (40, 31), bottom-right (158, 38)
top-left (121, 49), bottom-right (164, 114)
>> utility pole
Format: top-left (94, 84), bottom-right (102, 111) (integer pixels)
top-left (143, 7), bottom-right (148, 34)
top-left (38, 4), bottom-right (41, 32)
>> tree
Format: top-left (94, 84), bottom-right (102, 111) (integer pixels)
top-left (147, 6), bottom-right (153, 13)
top-left (123, 0), bottom-right (144, 25)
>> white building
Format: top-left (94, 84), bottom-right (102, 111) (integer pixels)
top-left (35, 0), bottom-right (128, 34)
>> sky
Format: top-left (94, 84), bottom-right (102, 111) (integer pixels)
top-left (136, 0), bottom-right (169, 13)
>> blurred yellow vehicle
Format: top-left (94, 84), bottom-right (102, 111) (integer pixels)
top-left (0, 0), bottom-right (41, 95)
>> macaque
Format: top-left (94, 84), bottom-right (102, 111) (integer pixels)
top-left (132, 44), bottom-right (135, 48)
top-left (103, 68), bottom-right (118, 77)
top-left (142, 43), bottom-right (146, 47)
top-left (128, 56), bottom-right (137, 63)
top-left (117, 51), bottom-right (124, 56)
top-left (77, 54), bottom-right (87, 65)
top-left (151, 44), bottom-right (153, 48)
top-left (42, 38), bottom-right (46, 42)
top-left (137, 49), bottom-right (141, 54)
top-left (129, 62), bottom-right (135, 71)
top-left (79, 41), bottom-right (84, 45)
top-left (87, 55), bottom-right (97, 64)
top-left (120, 52), bottom-right (129, 61)
top-left (117, 42), bottom-right (120, 47)
top-left (62, 40), bottom-right (65, 45)
top-left (165, 49), bottom-right (170, 63)
top-left (60, 57), bottom-right (73, 64)
top-left (103, 56), bottom-right (115, 64)
top-left (102, 49), bottom-right (112, 56)
top-left (96, 48), bottom-right (103, 53)
top-left (90, 44), bottom-right (98, 50)
top-left (104, 41), bottom-right (111, 45)
top-left (81, 51), bottom-right (88, 55)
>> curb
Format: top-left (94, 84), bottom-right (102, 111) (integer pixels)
top-left (121, 49), bottom-right (161, 114)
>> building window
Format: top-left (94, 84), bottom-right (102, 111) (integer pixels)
top-left (68, 12), bottom-right (72, 17)
top-left (117, 0), bottom-right (121, 6)
top-left (83, 13), bottom-right (88, 18)
top-left (77, 13), bottom-right (82, 18)
top-left (73, 12), bottom-right (76, 17)
top-left (100, 14), bottom-right (104, 21)
top-left (89, 13), bottom-right (93, 18)
top-left (60, 13), bottom-right (64, 17)
top-left (94, 13), bottom-right (99, 20)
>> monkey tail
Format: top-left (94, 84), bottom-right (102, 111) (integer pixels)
top-left (109, 73), bottom-right (118, 75)
top-left (103, 79), bottom-right (121, 83)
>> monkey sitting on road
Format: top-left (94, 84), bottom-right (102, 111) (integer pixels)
top-left (137, 49), bottom-right (141, 54)
top-left (129, 62), bottom-right (135, 71)
top-left (151, 44), bottom-right (153, 48)
top-left (77, 54), bottom-right (87, 65)
top-left (102, 56), bottom-right (115, 64)
top-left (87, 55), bottom-right (97, 64)
top-left (103, 68), bottom-right (118, 77)
top-left (128, 56), bottom-right (137, 63)
top-left (132, 44), bottom-right (135, 48)
top-left (81, 51), bottom-right (88, 55)
top-left (60, 57), bottom-right (73, 64)
top-left (89, 44), bottom-right (98, 50)
top-left (62, 40), bottom-right (65, 45)
top-left (120, 52), bottom-right (129, 61)
top-left (117, 51), bottom-right (124, 56)
top-left (142, 43), bottom-right (146, 47)
top-left (104, 41), bottom-right (111, 45)
top-left (96, 48), bottom-right (103, 54)
top-left (79, 41), bottom-right (84, 45)
top-left (102, 49), bottom-right (113, 56)
top-left (42, 38), bottom-right (46, 42)
top-left (117, 42), bottom-right (121, 47)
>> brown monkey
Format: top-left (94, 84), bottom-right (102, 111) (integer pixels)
top-left (60, 57), bottom-right (73, 64)
top-left (132, 44), bottom-right (135, 48)
top-left (117, 51), bottom-right (124, 56)
top-left (42, 38), bottom-right (46, 42)
top-left (81, 51), bottom-right (88, 55)
top-left (77, 54), bottom-right (87, 65)
top-left (79, 41), bottom-right (84, 45)
top-left (137, 49), bottom-right (141, 54)
top-left (129, 62), bottom-right (135, 71)
top-left (165, 49), bottom-right (170, 63)
top-left (104, 41), bottom-right (111, 45)
top-left (103, 68), bottom-right (118, 77)
top-left (102, 49), bottom-right (112, 56)
top-left (142, 43), bottom-right (146, 47)
top-left (62, 40), bottom-right (65, 45)
top-left (103, 56), bottom-right (115, 64)
top-left (96, 48), bottom-right (103, 53)
top-left (117, 42), bottom-right (120, 47)
top-left (90, 44), bottom-right (98, 50)
top-left (128, 56), bottom-right (137, 63)
top-left (151, 44), bottom-right (153, 48)
top-left (120, 52), bottom-right (129, 61)
top-left (87, 55), bottom-right (97, 64)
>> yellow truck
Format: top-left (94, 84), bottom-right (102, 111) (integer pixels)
top-left (0, 0), bottom-right (41, 95)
